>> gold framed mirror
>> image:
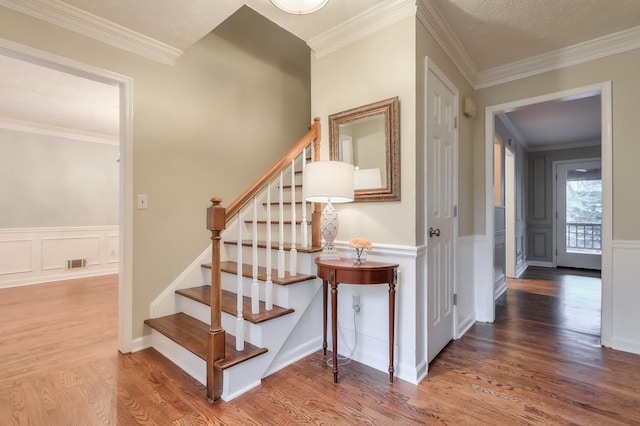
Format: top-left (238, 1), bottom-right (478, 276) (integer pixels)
top-left (329, 97), bottom-right (400, 202)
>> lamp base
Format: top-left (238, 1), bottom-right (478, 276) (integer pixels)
top-left (319, 243), bottom-right (340, 260)
top-left (319, 200), bottom-right (340, 260)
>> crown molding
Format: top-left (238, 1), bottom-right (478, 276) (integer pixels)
top-left (0, 116), bottom-right (119, 145)
top-left (476, 25), bottom-right (640, 89)
top-left (0, 0), bottom-right (182, 65)
top-left (308, 0), bottom-right (416, 59)
top-left (416, 0), bottom-right (476, 88)
top-left (496, 113), bottom-right (527, 148)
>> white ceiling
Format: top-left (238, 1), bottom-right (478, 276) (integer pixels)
top-left (0, 0), bottom-right (637, 144)
top-left (500, 94), bottom-right (602, 150)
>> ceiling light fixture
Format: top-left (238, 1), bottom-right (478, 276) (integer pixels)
top-left (271, 0), bottom-right (329, 14)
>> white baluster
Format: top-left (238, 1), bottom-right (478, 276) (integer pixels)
top-left (265, 182), bottom-right (273, 311)
top-left (278, 171), bottom-right (285, 279)
top-left (301, 147), bottom-right (309, 248)
top-left (290, 159), bottom-right (297, 276)
top-left (251, 197), bottom-right (259, 315)
top-left (236, 209), bottom-right (244, 351)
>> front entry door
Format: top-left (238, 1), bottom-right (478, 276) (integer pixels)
top-left (426, 61), bottom-right (457, 362)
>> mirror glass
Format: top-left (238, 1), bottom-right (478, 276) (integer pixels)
top-left (329, 97), bottom-right (400, 202)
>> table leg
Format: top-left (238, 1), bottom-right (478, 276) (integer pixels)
top-left (322, 279), bottom-right (327, 357)
top-left (331, 281), bottom-right (338, 383)
top-left (388, 275), bottom-right (396, 383)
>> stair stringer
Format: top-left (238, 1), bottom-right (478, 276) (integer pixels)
top-left (220, 278), bottom-right (322, 401)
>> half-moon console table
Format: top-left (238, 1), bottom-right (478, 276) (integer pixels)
top-left (314, 257), bottom-right (399, 384)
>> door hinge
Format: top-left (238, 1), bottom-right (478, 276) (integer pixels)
top-left (453, 205), bottom-right (458, 217)
top-left (454, 116), bottom-right (458, 129)
top-left (453, 293), bottom-right (458, 306)
top-left (556, 249), bottom-right (558, 255)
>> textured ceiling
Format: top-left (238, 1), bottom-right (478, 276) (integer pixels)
top-left (0, 54), bottom-right (119, 141)
top-left (432, 0), bottom-right (640, 70)
top-left (0, 0), bottom-right (636, 144)
top-left (60, 0), bottom-right (383, 50)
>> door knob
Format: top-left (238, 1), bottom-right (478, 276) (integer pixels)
top-left (429, 227), bottom-right (441, 237)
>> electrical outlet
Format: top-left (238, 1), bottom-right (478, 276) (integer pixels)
top-left (352, 295), bottom-right (361, 313)
top-left (137, 194), bottom-right (148, 209)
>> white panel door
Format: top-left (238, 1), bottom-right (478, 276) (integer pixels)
top-left (556, 159), bottom-right (602, 270)
top-left (426, 63), bottom-right (457, 363)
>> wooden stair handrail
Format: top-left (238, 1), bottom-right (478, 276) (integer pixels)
top-left (205, 118), bottom-right (322, 402)
top-left (225, 117), bottom-right (321, 225)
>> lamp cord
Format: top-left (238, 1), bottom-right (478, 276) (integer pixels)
top-left (326, 309), bottom-right (358, 368)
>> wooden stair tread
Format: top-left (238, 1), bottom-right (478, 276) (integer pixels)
top-left (176, 286), bottom-right (294, 324)
top-left (202, 261), bottom-right (316, 285)
top-left (223, 239), bottom-right (322, 253)
top-left (262, 201), bottom-right (310, 207)
top-left (243, 220), bottom-right (307, 225)
top-left (144, 313), bottom-right (267, 369)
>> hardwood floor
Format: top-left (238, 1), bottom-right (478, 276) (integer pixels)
top-left (1, 271), bottom-right (639, 425)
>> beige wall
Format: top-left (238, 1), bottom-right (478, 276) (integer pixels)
top-left (416, 20), bottom-right (476, 242)
top-left (311, 17), bottom-right (417, 245)
top-left (0, 6), bottom-right (311, 338)
top-left (474, 49), bottom-right (640, 240)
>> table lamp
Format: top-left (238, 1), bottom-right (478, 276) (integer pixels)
top-left (303, 161), bottom-right (354, 259)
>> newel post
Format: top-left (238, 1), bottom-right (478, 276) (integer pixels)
top-left (311, 118), bottom-right (322, 248)
top-left (206, 197), bottom-right (226, 402)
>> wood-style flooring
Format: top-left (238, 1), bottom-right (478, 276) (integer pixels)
top-left (1, 270), bottom-right (639, 425)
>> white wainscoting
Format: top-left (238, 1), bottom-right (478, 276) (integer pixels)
top-left (0, 226), bottom-right (119, 288)
top-left (334, 241), bottom-right (424, 384)
top-left (610, 240), bottom-right (640, 355)
top-left (456, 235), bottom-right (476, 338)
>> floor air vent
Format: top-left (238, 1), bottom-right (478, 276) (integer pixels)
top-left (67, 259), bottom-right (87, 269)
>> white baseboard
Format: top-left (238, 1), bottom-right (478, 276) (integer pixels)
top-left (131, 335), bottom-right (152, 353)
top-left (0, 267), bottom-right (118, 289)
top-left (515, 261), bottom-right (528, 278)
top-left (265, 337), bottom-right (322, 376)
top-left (457, 313), bottom-right (475, 338)
top-left (415, 360), bottom-right (428, 383)
top-left (494, 277), bottom-right (507, 301)
top-left (609, 336), bottom-right (640, 355)
top-left (527, 261), bottom-right (553, 268)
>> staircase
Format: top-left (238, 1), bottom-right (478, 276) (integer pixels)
top-left (144, 119), bottom-right (324, 401)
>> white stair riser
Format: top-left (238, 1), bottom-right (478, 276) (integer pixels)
top-left (221, 354), bottom-right (266, 401)
top-left (220, 272), bottom-right (296, 308)
top-left (238, 222), bottom-right (310, 245)
top-left (150, 329), bottom-right (206, 386)
top-left (221, 246), bottom-right (310, 275)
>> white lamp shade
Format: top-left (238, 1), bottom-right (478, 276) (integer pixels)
top-left (303, 161), bottom-right (354, 203)
top-left (270, 0), bottom-right (329, 14)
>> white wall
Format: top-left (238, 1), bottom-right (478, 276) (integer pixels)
top-left (0, 128), bottom-right (119, 227)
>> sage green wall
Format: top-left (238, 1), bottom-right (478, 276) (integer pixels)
top-left (474, 49), bottom-right (640, 240)
top-left (0, 6), bottom-right (311, 339)
top-left (0, 130), bottom-right (119, 227)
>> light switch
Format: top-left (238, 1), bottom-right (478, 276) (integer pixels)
top-left (137, 194), bottom-right (148, 209)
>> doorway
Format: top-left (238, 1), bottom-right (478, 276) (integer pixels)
top-left (0, 41), bottom-right (134, 352)
top-left (481, 82), bottom-right (612, 346)
top-left (554, 159), bottom-right (602, 270)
